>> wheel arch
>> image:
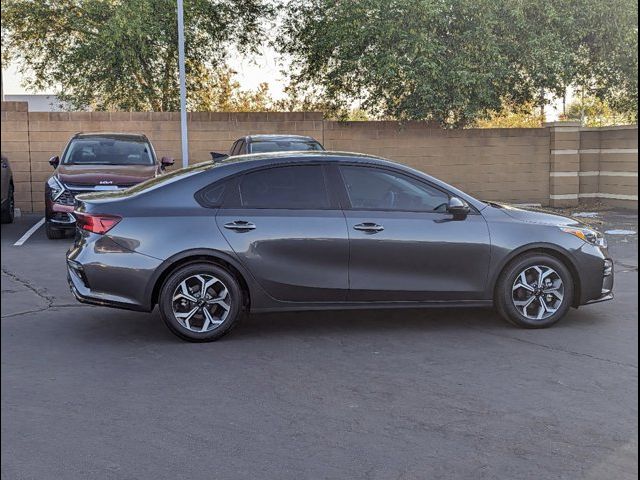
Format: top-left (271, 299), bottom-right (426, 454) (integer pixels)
top-left (491, 243), bottom-right (582, 307)
top-left (148, 249), bottom-right (253, 311)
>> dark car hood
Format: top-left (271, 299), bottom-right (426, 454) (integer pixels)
top-left (492, 203), bottom-right (583, 227)
top-left (56, 164), bottom-right (158, 187)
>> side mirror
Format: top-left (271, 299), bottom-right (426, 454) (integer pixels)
top-left (447, 197), bottom-right (470, 216)
top-left (160, 156), bottom-right (175, 169)
top-left (49, 156), bottom-right (60, 168)
top-left (210, 152), bottom-right (229, 162)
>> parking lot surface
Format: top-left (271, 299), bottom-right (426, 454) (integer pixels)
top-left (2, 210), bottom-right (638, 480)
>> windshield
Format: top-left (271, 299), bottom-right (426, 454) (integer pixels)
top-left (250, 140), bottom-right (324, 153)
top-left (62, 137), bottom-right (155, 165)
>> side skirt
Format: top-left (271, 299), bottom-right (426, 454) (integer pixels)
top-left (250, 300), bottom-right (494, 313)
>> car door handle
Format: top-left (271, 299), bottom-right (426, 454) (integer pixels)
top-left (224, 221), bottom-right (256, 231)
top-left (353, 222), bottom-right (384, 233)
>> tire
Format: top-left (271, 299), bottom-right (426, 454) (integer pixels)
top-left (45, 222), bottom-right (66, 239)
top-left (1, 184), bottom-right (14, 224)
top-left (159, 263), bottom-right (243, 342)
top-left (495, 253), bottom-right (574, 328)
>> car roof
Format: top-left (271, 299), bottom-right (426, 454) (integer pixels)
top-left (245, 134), bottom-right (321, 143)
top-left (74, 132), bottom-right (149, 141)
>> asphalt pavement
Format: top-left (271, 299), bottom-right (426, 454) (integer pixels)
top-left (1, 210), bottom-right (638, 480)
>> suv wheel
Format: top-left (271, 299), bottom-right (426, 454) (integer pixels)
top-left (1, 184), bottom-right (14, 224)
top-left (159, 263), bottom-right (243, 342)
top-left (496, 253), bottom-right (574, 328)
top-left (45, 221), bottom-right (66, 239)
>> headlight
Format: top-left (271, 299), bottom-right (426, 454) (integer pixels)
top-left (47, 176), bottom-right (65, 200)
top-left (560, 226), bottom-right (607, 247)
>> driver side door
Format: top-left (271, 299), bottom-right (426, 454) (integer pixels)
top-left (335, 164), bottom-right (491, 302)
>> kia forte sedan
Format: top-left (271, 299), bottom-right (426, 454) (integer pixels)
top-left (67, 152), bottom-right (614, 342)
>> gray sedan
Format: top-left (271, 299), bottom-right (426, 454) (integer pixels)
top-left (67, 152), bottom-right (614, 342)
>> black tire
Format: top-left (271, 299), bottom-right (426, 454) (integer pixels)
top-left (159, 263), bottom-right (243, 342)
top-left (495, 253), bottom-right (574, 328)
top-left (45, 222), bottom-right (66, 239)
top-left (1, 184), bottom-right (14, 224)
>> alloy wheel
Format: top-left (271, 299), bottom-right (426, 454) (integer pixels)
top-left (171, 274), bottom-right (231, 333)
top-left (512, 265), bottom-right (564, 321)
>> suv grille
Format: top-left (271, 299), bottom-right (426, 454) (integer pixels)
top-left (56, 190), bottom-right (75, 206)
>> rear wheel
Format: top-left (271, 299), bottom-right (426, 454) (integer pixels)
top-left (159, 263), bottom-right (243, 342)
top-left (1, 184), bottom-right (14, 224)
top-left (496, 253), bottom-right (574, 328)
top-left (45, 221), bottom-right (66, 239)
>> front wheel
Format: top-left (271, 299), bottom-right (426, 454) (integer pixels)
top-left (159, 263), bottom-right (243, 342)
top-left (495, 253), bottom-right (574, 328)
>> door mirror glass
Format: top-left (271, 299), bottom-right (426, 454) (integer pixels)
top-left (447, 197), bottom-right (470, 216)
top-left (160, 156), bottom-right (175, 168)
top-left (49, 156), bottom-right (60, 168)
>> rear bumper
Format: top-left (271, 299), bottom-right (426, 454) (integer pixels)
top-left (67, 260), bottom-right (149, 312)
top-left (66, 235), bottom-right (162, 312)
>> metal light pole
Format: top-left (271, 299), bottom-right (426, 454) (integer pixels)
top-left (177, 0), bottom-right (189, 168)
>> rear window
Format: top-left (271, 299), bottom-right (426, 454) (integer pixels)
top-left (239, 165), bottom-right (330, 209)
top-left (249, 140), bottom-right (324, 153)
top-left (63, 137), bottom-right (155, 165)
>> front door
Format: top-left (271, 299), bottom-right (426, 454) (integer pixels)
top-left (216, 164), bottom-right (349, 302)
top-left (336, 165), bottom-right (491, 302)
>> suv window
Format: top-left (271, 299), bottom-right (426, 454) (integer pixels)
top-left (239, 165), bottom-right (330, 209)
top-left (339, 166), bottom-right (450, 212)
top-left (249, 140), bottom-right (324, 153)
top-left (63, 137), bottom-right (155, 165)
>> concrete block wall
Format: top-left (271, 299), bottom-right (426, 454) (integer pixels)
top-left (324, 121), bottom-right (551, 205)
top-left (0, 102), bottom-right (32, 213)
top-left (579, 126), bottom-right (638, 209)
top-left (1, 101), bottom-right (637, 213)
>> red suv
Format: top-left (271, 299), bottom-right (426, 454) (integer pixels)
top-left (45, 133), bottom-right (173, 239)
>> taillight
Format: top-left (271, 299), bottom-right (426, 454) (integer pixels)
top-left (74, 212), bottom-right (122, 234)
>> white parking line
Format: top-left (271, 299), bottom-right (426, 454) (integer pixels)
top-left (13, 218), bottom-right (45, 246)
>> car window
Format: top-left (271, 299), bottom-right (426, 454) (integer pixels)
top-left (229, 140), bottom-right (240, 156)
top-left (198, 182), bottom-right (227, 207)
top-left (237, 140), bottom-right (246, 155)
top-left (62, 137), bottom-right (155, 165)
top-left (239, 165), bottom-right (330, 209)
top-left (339, 166), bottom-right (450, 212)
top-left (249, 141), bottom-right (324, 153)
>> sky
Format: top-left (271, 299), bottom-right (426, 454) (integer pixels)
top-left (2, 49), bottom-right (564, 121)
top-left (2, 45), bottom-right (288, 99)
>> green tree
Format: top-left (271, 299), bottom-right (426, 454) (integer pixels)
top-left (565, 95), bottom-right (636, 127)
top-left (278, 0), bottom-right (638, 126)
top-left (1, 0), bottom-right (273, 111)
top-left (474, 101), bottom-right (545, 128)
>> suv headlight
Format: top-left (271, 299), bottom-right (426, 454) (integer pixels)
top-left (560, 226), bottom-right (607, 247)
top-left (47, 176), bottom-right (65, 200)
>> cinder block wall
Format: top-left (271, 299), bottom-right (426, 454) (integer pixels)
top-left (324, 121), bottom-right (551, 204)
top-left (579, 126), bottom-right (638, 209)
top-left (1, 101), bottom-right (637, 213)
top-left (0, 102), bottom-right (32, 213)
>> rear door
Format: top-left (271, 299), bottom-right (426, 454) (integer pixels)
top-left (216, 164), bottom-right (349, 302)
top-left (334, 164), bottom-right (491, 302)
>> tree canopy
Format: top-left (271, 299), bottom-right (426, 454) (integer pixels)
top-left (2, 0), bottom-right (637, 123)
top-left (278, 0), bottom-right (638, 126)
top-left (1, 0), bottom-right (273, 111)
